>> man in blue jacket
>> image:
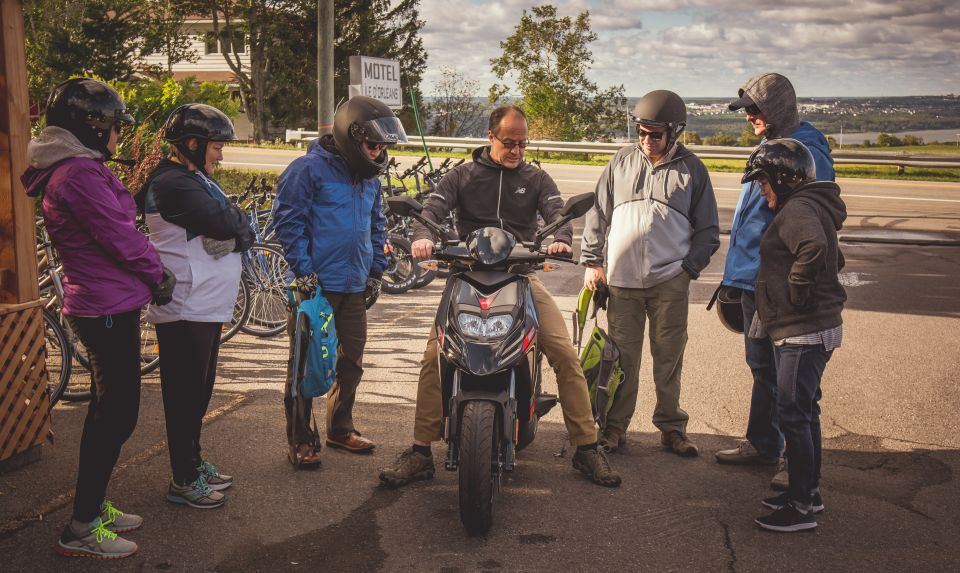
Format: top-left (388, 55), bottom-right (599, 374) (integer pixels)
top-left (273, 96), bottom-right (405, 468)
top-left (714, 73), bottom-right (835, 489)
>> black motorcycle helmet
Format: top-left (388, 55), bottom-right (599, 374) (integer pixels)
top-left (633, 90), bottom-right (687, 147)
top-left (163, 103), bottom-right (237, 175)
top-left (742, 138), bottom-right (816, 202)
top-left (332, 96), bottom-right (408, 179)
top-left (45, 77), bottom-right (135, 158)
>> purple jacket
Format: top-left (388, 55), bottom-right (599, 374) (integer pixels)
top-left (22, 128), bottom-right (163, 316)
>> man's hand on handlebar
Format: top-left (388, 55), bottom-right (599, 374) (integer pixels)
top-left (546, 241), bottom-right (572, 256)
top-left (412, 239), bottom-right (434, 259)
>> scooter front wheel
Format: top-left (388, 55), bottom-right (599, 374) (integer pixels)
top-left (458, 400), bottom-right (500, 536)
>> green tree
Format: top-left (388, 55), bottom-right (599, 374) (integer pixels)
top-left (683, 130), bottom-right (702, 145)
top-left (876, 133), bottom-right (903, 147)
top-left (737, 125), bottom-right (761, 147)
top-left (428, 67), bottom-right (486, 137)
top-left (901, 134), bottom-right (924, 146)
top-left (23, 0), bottom-right (193, 102)
top-left (489, 4), bottom-right (625, 141)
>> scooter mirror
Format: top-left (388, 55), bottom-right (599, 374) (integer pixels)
top-left (385, 195), bottom-right (423, 216)
top-left (560, 193), bottom-right (596, 219)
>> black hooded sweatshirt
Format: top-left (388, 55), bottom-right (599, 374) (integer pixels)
top-left (411, 146), bottom-right (572, 245)
top-left (755, 181), bottom-right (847, 340)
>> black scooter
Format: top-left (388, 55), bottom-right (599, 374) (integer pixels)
top-left (386, 192), bottom-right (595, 536)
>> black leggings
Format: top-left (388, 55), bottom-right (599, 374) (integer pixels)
top-left (65, 309), bottom-right (143, 523)
top-left (155, 321), bottom-right (222, 485)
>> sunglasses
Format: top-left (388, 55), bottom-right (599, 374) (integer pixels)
top-left (493, 134), bottom-right (529, 150)
top-left (364, 141), bottom-right (388, 151)
top-left (637, 128), bottom-right (665, 141)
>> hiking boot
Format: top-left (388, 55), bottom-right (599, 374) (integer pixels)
top-left (755, 501), bottom-right (818, 532)
top-left (166, 475), bottom-right (226, 509)
top-left (197, 460), bottom-right (233, 491)
top-left (762, 489), bottom-right (825, 514)
top-left (56, 518), bottom-right (138, 559)
top-left (572, 447), bottom-right (622, 487)
top-left (379, 448), bottom-right (435, 488)
top-left (771, 458), bottom-right (789, 491)
top-left (99, 501), bottom-right (143, 533)
top-left (715, 440), bottom-right (779, 465)
top-left (599, 426), bottom-right (626, 454)
top-left (661, 431), bottom-right (699, 457)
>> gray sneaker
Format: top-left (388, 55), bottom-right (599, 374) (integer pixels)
top-left (56, 518), bottom-right (138, 559)
top-left (715, 441), bottom-right (779, 465)
top-left (771, 458), bottom-right (789, 491)
top-left (572, 447), bottom-right (622, 487)
top-left (378, 448), bottom-right (435, 488)
top-left (167, 475), bottom-right (226, 509)
top-left (197, 460), bottom-right (233, 491)
top-left (100, 500), bottom-right (143, 533)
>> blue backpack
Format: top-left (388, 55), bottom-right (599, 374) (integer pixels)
top-left (291, 290), bottom-right (338, 399)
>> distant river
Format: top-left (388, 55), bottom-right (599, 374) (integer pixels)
top-left (826, 128), bottom-right (960, 146)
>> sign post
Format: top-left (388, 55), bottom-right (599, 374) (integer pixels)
top-left (349, 56), bottom-right (403, 109)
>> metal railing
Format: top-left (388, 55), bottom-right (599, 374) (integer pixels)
top-left (283, 130), bottom-right (960, 170)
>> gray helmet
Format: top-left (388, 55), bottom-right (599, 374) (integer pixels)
top-left (163, 103), bottom-right (237, 175)
top-left (742, 138), bottom-right (816, 202)
top-left (45, 77), bottom-right (135, 157)
top-left (332, 96), bottom-right (408, 179)
top-left (633, 90), bottom-right (687, 144)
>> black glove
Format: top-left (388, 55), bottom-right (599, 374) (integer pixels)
top-left (152, 266), bottom-right (176, 306)
top-left (592, 282), bottom-right (609, 313)
top-left (296, 272), bottom-right (320, 297)
top-left (364, 274), bottom-right (382, 309)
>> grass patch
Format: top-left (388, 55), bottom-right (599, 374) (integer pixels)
top-left (840, 145), bottom-right (960, 154)
top-left (214, 169), bottom-right (280, 195)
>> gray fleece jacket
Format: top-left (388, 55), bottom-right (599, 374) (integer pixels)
top-left (580, 142), bottom-right (720, 289)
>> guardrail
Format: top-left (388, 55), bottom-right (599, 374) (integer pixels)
top-left (283, 130), bottom-right (960, 170)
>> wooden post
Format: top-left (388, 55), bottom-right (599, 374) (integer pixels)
top-left (0, 0), bottom-right (51, 471)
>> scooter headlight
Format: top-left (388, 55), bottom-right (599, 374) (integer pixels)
top-left (457, 313), bottom-right (514, 338)
top-left (458, 313), bottom-right (485, 337)
top-left (484, 314), bottom-right (513, 337)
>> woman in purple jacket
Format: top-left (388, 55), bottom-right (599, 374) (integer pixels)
top-left (22, 78), bottom-right (175, 559)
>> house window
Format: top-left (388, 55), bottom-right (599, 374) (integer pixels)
top-left (204, 31), bottom-right (246, 54)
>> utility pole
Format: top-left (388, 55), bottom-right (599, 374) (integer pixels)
top-left (318, 0), bottom-right (334, 135)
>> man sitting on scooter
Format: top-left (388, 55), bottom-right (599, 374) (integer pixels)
top-left (379, 105), bottom-right (621, 488)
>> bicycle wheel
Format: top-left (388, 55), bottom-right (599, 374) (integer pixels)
top-left (140, 309), bottom-right (160, 375)
top-left (59, 315), bottom-right (92, 402)
top-left (382, 235), bottom-right (418, 294)
top-left (220, 278), bottom-right (250, 343)
top-left (240, 243), bottom-right (289, 337)
top-left (42, 309), bottom-right (72, 408)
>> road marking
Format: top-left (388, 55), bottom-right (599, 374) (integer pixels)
top-left (714, 186), bottom-right (960, 203)
top-left (223, 161), bottom-right (287, 168)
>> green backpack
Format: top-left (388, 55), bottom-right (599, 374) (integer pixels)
top-left (572, 286), bottom-right (624, 429)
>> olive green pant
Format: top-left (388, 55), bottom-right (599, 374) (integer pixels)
top-left (606, 272), bottom-right (691, 435)
top-left (413, 274), bottom-right (598, 447)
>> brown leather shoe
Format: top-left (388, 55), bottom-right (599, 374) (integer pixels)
top-left (326, 431), bottom-right (376, 453)
top-left (661, 430), bottom-right (699, 457)
top-left (288, 443), bottom-right (321, 470)
top-left (599, 426), bottom-right (626, 454)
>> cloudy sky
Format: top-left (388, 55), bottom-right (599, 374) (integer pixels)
top-left (416, 0), bottom-right (960, 98)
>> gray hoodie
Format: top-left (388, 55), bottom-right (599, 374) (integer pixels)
top-left (580, 142), bottom-right (720, 289)
top-left (737, 73), bottom-right (800, 139)
top-left (26, 126), bottom-right (102, 169)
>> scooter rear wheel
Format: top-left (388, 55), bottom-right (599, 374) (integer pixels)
top-left (458, 400), bottom-right (499, 536)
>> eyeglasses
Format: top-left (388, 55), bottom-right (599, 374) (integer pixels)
top-left (364, 141), bottom-right (388, 151)
top-left (637, 128), bottom-right (665, 141)
top-left (745, 104), bottom-right (762, 116)
top-left (493, 134), bottom-right (529, 150)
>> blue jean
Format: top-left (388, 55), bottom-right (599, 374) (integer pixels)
top-left (775, 343), bottom-right (831, 506)
top-left (741, 290), bottom-right (783, 459)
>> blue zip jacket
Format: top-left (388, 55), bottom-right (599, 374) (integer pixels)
top-left (273, 136), bottom-right (387, 293)
top-left (722, 122), bottom-right (835, 291)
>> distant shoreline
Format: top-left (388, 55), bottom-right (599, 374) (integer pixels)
top-left (826, 128), bottom-right (960, 145)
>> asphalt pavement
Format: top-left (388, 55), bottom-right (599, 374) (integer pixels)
top-left (2, 149), bottom-right (959, 571)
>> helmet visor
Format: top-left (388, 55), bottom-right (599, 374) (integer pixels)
top-left (357, 116), bottom-right (408, 145)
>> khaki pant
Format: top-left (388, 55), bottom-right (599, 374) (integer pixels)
top-left (284, 291), bottom-right (367, 445)
top-left (607, 272), bottom-right (691, 434)
top-left (413, 274), bottom-right (597, 447)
